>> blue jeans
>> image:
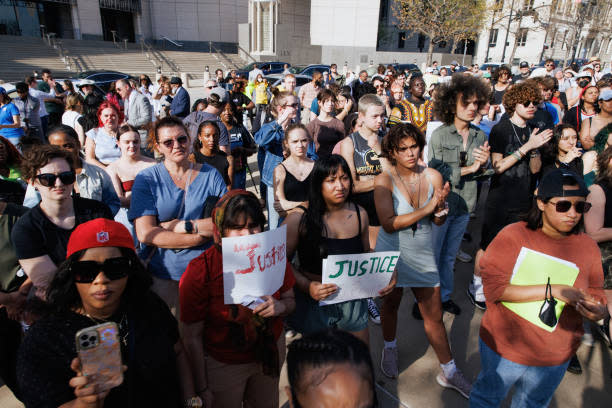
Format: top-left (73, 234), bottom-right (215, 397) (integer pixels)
top-left (432, 213), bottom-right (470, 302)
top-left (266, 185), bottom-right (280, 230)
top-left (470, 338), bottom-right (569, 408)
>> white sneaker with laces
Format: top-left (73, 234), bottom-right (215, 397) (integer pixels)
top-left (436, 369), bottom-right (472, 399)
top-left (368, 299), bottom-right (381, 324)
top-left (380, 347), bottom-right (398, 378)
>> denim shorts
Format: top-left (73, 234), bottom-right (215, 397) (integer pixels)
top-left (288, 289), bottom-right (368, 334)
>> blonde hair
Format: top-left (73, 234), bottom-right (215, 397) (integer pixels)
top-left (269, 89), bottom-right (295, 118)
top-left (65, 93), bottom-right (84, 111)
top-left (358, 94), bottom-right (384, 115)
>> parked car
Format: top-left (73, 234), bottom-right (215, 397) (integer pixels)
top-left (480, 62), bottom-right (504, 73)
top-left (235, 61), bottom-right (290, 80)
top-left (289, 64), bottom-right (330, 78)
top-left (439, 65), bottom-right (469, 73)
top-left (390, 63), bottom-right (422, 76)
top-left (76, 71), bottom-right (131, 93)
top-left (264, 74), bottom-right (311, 94)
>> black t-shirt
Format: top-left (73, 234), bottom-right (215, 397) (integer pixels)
top-left (11, 196), bottom-right (112, 265)
top-left (528, 107), bottom-right (555, 131)
top-left (0, 179), bottom-right (25, 205)
top-left (0, 202), bottom-right (27, 292)
top-left (230, 92), bottom-right (252, 125)
top-left (488, 118), bottom-right (537, 211)
top-left (17, 291), bottom-right (181, 408)
top-left (228, 125), bottom-right (255, 172)
top-left (492, 88), bottom-right (506, 106)
top-left (193, 150), bottom-right (230, 186)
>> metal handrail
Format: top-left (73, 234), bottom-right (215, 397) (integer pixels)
top-left (236, 44), bottom-right (257, 64)
top-left (161, 36), bottom-right (183, 48)
top-left (140, 38), bottom-right (181, 74)
top-left (208, 41), bottom-right (241, 70)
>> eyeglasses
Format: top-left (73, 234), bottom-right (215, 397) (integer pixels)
top-left (72, 257), bottom-right (132, 283)
top-left (548, 200), bottom-right (591, 214)
top-left (283, 103), bottom-right (299, 108)
top-left (35, 171), bottom-right (76, 187)
top-left (520, 100), bottom-right (537, 107)
top-left (374, 84), bottom-right (385, 88)
top-left (206, 86), bottom-right (214, 89)
top-left (160, 135), bottom-right (189, 149)
top-left (545, 64), bottom-right (554, 67)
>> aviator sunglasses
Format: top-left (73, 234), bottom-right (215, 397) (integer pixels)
top-left (71, 257), bottom-right (132, 283)
top-left (548, 200), bottom-right (591, 214)
top-left (35, 171), bottom-right (76, 187)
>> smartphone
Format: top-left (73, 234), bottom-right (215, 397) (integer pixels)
top-left (75, 322), bottom-right (123, 392)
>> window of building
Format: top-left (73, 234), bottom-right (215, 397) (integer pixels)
top-left (398, 32), bottom-right (405, 49)
top-left (517, 28), bottom-right (528, 46)
top-left (494, 0), bottom-right (504, 11)
top-left (523, 0), bottom-right (534, 10)
top-left (489, 29), bottom-right (499, 47)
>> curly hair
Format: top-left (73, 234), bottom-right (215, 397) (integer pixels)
top-left (0, 135), bottom-right (23, 168)
top-left (596, 146), bottom-right (612, 188)
top-left (46, 247), bottom-right (152, 314)
top-left (542, 123), bottom-right (577, 164)
top-left (502, 80), bottom-right (541, 117)
top-left (433, 74), bottom-right (491, 125)
top-left (381, 123), bottom-right (425, 165)
top-left (20, 144), bottom-right (74, 181)
top-left (493, 65), bottom-right (512, 82)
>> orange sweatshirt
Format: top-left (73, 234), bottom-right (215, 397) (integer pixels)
top-left (480, 222), bottom-right (605, 366)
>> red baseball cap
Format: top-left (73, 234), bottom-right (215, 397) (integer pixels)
top-left (66, 218), bottom-right (134, 258)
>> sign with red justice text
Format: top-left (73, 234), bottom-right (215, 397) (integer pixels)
top-left (222, 225), bottom-right (287, 305)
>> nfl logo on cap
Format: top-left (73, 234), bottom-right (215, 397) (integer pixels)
top-left (96, 231), bottom-right (109, 243)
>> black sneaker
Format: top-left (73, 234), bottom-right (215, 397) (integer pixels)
top-left (442, 300), bottom-right (462, 315)
top-left (412, 302), bottom-right (423, 320)
top-left (466, 288), bottom-right (486, 310)
top-left (462, 232), bottom-right (472, 243)
top-left (567, 354), bottom-right (582, 375)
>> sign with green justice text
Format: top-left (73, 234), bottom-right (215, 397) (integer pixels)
top-left (320, 251), bottom-right (399, 305)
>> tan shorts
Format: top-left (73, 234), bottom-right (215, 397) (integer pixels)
top-left (205, 335), bottom-right (286, 408)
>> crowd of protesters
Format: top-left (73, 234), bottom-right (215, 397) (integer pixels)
top-left (0, 55), bottom-right (611, 408)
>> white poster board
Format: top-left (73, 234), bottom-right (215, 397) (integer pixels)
top-left (320, 251), bottom-right (399, 305)
top-left (222, 225), bottom-right (287, 305)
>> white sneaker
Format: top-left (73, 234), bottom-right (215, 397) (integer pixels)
top-left (380, 347), bottom-right (398, 378)
top-left (436, 369), bottom-right (472, 399)
top-left (368, 299), bottom-right (381, 324)
top-left (456, 250), bottom-right (472, 263)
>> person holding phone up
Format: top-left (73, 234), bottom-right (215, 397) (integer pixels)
top-left (17, 218), bottom-right (202, 408)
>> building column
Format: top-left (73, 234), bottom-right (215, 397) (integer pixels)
top-left (256, 2), bottom-right (261, 52)
top-left (269, 1), bottom-right (274, 53)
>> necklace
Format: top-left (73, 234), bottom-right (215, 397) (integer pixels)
top-left (86, 312), bottom-right (129, 347)
top-left (166, 162), bottom-right (193, 182)
top-left (396, 169), bottom-right (422, 236)
top-left (509, 119), bottom-right (528, 147)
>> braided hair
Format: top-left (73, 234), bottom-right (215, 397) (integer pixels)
top-left (286, 329), bottom-right (377, 408)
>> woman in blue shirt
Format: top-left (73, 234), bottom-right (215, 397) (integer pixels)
top-left (0, 87), bottom-right (24, 147)
top-left (129, 116), bottom-right (227, 319)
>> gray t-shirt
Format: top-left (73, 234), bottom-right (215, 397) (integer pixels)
top-left (182, 111), bottom-right (229, 147)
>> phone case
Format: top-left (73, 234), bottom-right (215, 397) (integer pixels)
top-left (75, 322), bottom-right (123, 392)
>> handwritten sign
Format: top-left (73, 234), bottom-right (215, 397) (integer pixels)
top-left (320, 251), bottom-right (399, 305)
top-left (222, 225), bottom-right (287, 304)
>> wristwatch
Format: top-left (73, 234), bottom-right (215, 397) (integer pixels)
top-left (184, 220), bottom-right (194, 234)
top-left (184, 396), bottom-right (203, 408)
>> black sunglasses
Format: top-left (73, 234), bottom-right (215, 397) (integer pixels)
top-left (161, 135), bottom-right (189, 149)
top-left (72, 257), bottom-right (132, 283)
top-left (283, 103), bottom-right (299, 108)
top-left (36, 171), bottom-right (76, 187)
top-left (549, 200), bottom-right (591, 214)
top-left (521, 100), bottom-right (537, 107)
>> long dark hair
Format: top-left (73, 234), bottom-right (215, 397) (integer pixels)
top-left (287, 329), bottom-right (377, 408)
top-left (300, 155), bottom-right (354, 258)
top-left (542, 123), bottom-right (577, 165)
top-left (194, 120), bottom-right (221, 151)
top-left (46, 247), bottom-right (152, 314)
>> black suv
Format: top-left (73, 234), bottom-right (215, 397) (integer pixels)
top-left (235, 62), bottom-right (290, 79)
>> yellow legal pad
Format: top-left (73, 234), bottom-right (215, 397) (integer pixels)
top-left (501, 247), bottom-right (580, 333)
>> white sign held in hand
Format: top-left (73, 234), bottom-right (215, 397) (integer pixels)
top-left (320, 251), bottom-right (399, 305)
top-left (222, 225), bottom-right (287, 305)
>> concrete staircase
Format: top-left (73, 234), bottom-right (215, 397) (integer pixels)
top-left (0, 35), bottom-right (72, 82)
top-left (0, 35), bottom-right (246, 84)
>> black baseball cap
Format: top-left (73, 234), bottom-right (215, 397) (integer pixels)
top-left (520, 61), bottom-right (529, 68)
top-left (536, 169), bottom-right (589, 199)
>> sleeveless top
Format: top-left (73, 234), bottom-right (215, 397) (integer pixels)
top-left (297, 202), bottom-right (364, 277)
top-left (280, 163), bottom-right (311, 202)
top-left (597, 183), bottom-right (612, 228)
top-left (349, 132), bottom-right (382, 177)
top-left (121, 180), bottom-right (135, 192)
top-left (376, 176), bottom-right (439, 284)
top-left (85, 127), bottom-right (121, 165)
